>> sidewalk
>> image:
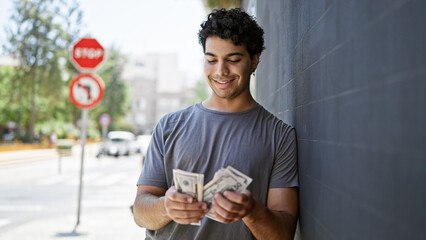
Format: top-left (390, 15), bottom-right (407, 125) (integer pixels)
top-left (0, 145), bottom-right (147, 240)
top-left (0, 148), bottom-right (59, 166)
top-left (0, 143), bottom-right (97, 167)
top-left (0, 206), bottom-right (146, 240)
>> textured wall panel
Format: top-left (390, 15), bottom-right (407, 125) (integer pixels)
top-left (253, 0), bottom-right (426, 239)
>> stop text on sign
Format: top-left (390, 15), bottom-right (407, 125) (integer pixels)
top-left (74, 47), bottom-right (104, 59)
top-left (71, 38), bottom-right (104, 72)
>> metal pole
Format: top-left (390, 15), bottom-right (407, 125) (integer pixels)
top-left (99, 124), bottom-right (107, 158)
top-left (75, 108), bottom-right (88, 230)
top-left (102, 125), bottom-right (107, 141)
top-left (58, 155), bottom-right (62, 174)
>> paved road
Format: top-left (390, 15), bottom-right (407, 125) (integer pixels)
top-left (0, 145), bottom-right (146, 240)
top-left (0, 148), bottom-right (59, 167)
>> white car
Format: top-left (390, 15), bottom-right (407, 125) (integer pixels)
top-left (105, 131), bottom-right (138, 157)
top-left (136, 134), bottom-right (152, 166)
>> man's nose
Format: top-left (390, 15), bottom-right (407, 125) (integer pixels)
top-left (215, 61), bottom-right (229, 76)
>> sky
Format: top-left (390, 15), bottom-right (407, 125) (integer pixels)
top-left (0, 0), bottom-right (207, 78)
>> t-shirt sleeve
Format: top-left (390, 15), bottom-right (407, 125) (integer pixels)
top-left (136, 119), bottom-right (168, 189)
top-left (269, 125), bottom-right (299, 188)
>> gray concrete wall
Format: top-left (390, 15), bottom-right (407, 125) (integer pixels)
top-left (251, 0), bottom-right (426, 239)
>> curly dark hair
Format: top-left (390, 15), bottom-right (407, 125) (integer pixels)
top-left (198, 8), bottom-right (265, 58)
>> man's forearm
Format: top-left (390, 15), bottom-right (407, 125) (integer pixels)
top-left (243, 200), bottom-right (297, 240)
top-left (134, 192), bottom-right (172, 230)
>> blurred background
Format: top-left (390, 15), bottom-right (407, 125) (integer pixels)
top-left (0, 0), bottom-right (211, 143)
top-left (0, 0), bottom-right (234, 239)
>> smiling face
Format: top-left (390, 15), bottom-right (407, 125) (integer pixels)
top-left (204, 36), bottom-right (259, 103)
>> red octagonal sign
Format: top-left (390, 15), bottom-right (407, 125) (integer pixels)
top-left (71, 38), bottom-right (104, 71)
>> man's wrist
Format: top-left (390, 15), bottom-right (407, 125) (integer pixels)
top-left (159, 196), bottom-right (171, 220)
top-left (243, 199), bottom-right (263, 224)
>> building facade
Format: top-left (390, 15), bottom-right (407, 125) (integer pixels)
top-left (122, 53), bottom-right (192, 134)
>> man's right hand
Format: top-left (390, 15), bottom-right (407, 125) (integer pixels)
top-left (164, 186), bottom-right (209, 224)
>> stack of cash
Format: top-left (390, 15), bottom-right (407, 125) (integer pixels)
top-left (173, 166), bottom-right (253, 223)
top-left (173, 169), bottom-right (204, 202)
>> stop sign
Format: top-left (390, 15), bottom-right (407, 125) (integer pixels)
top-left (71, 38), bottom-right (104, 71)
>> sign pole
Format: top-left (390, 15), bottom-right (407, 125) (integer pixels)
top-left (75, 108), bottom-right (89, 230)
top-left (97, 124), bottom-right (107, 159)
top-left (97, 113), bottom-right (111, 159)
top-left (70, 37), bottom-right (104, 232)
top-left (102, 125), bottom-right (107, 143)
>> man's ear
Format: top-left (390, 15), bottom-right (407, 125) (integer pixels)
top-left (252, 53), bottom-right (260, 70)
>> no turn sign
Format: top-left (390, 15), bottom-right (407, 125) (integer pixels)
top-left (69, 73), bottom-right (105, 109)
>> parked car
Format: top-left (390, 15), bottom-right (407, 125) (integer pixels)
top-left (105, 131), bottom-right (138, 157)
top-left (136, 134), bottom-right (152, 166)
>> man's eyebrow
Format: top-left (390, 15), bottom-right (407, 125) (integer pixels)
top-left (204, 52), bottom-right (244, 57)
top-left (205, 52), bottom-right (216, 57)
top-left (227, 52), bottom-right (244, 57)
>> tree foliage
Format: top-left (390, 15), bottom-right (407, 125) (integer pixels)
top-left (206, 0), bottom-right (241, 9)
top-left (1, 1), bottom-right (132, 142)
top-left (187, 80), bottom-right (210, 105)
top-left (91, 48), bottom-right (131, 133)
top-left (3, 0), bottom-right (82, 142)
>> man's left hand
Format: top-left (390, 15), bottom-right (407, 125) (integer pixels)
top-left (211, 189), bottom-right (255, 223)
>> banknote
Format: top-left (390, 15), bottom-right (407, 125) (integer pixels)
top-left (173, 169), bottom-right (204, 202)
top-left (203, 166), bottom-right (252, 221)
top-left (173, 166), bottom-right (252, 224)
top-left (173, 169), bottom-right (204, 226)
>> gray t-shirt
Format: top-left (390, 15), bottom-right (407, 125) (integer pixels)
top-left (137, 103), bottom-right (298, 240)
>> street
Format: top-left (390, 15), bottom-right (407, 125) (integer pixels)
top-left (0, 144), bottom-right (146, 239)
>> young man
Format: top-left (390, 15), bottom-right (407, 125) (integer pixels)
top-left (133, 8), bottom-right (299, 240)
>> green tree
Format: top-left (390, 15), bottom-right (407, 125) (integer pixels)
top-left (187, 80), bottom-right (209, 105)
top-left (0, 67), bottom-right (20, 124)
top-left (3, 0), bottom-right (82, 142)
top-left (0, 65), bottom-right (31, 139)
top-left (203, 0), bottom-right (241, 10)
top-left (91, 48), bottom-right (131, 132)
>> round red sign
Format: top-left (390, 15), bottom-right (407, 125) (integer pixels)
top-left (69, 73), bottom-right (105, 109)
top-left (99, 113), bottom-right (111, 126)
top-left (71, 38), bottom-right (104, 71)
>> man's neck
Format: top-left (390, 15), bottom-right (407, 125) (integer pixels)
top-left (202, 95), bottom-right (256, 113)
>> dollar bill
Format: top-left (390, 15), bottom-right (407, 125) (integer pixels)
top-left (173, 169), bottom-right (204, 202)
top-left (203, 166), bottom-right (252, 221)
top-left (173, 169), bottom-right (204, 226)
top-left (172, 166), bottom-right (252, 224)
